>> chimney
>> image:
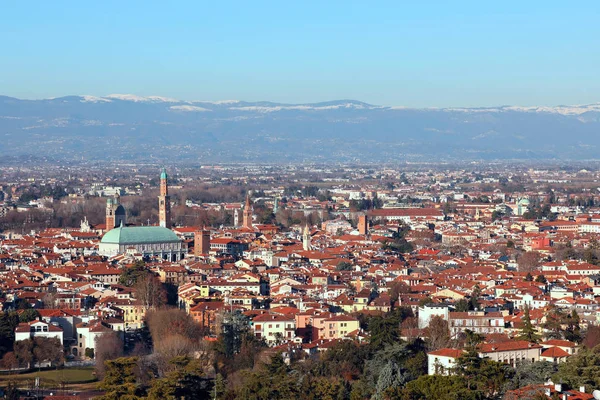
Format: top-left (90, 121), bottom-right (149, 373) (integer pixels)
top-left (554, 383), bottom-right (562, 393)
top-left (579, 386), bottom-right (585, 393)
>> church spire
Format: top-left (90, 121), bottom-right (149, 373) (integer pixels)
top-left (243, 193), bottom-right (253, 229)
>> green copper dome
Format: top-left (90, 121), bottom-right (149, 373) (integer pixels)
top-left (101, 226), bottom-right (180, 245)
top-left (160, 167), bottom-right (168, 180)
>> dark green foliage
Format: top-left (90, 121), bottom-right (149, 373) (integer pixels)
top-left (119, 260), bottom-right (148, 286)
top-left (146, 356), bottom-right (212, 400)
top-left (18, 308), bottom-right (40, 322)
top-left (397, 374), bottom-right (484, 400)
top-left (382, 227), bottom-right (414, 254)
top-left (336, 261), bottom-right (353, 271)
top-left (96, 357), bottom-right (142, 400)
top-left (0, 312), bottom-right (19, 358)
top-left (553, 345), bottom-right (600, 392)
top-left (509, 361), bottom-right (557, 390)
top-left (517, 306), bottom-right (540, 343)
top-left (85, 347), bottom-right (95, 359)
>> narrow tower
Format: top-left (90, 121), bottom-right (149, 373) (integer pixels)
top-left (158, 167), bottom-right (171, 228)
top-left (105, 197), bottom-right (115, 230)
top-left (233, 208), bottom-right (239, 227)
top-left (303, 223), bottom-right (311, 251)
top-left (242, 194), bottom-right (253, 228)
top-left (194, 228), bottom-right (211, 256)
top-left (357, 214), bottom-right (368, 236)
top-left (105, 195), bottom-right (126, 230)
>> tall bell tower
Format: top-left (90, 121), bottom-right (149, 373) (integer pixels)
top-left (242, 194), bottom-right (253, 229)
top-left (158, 167), bottom-right (171, 228)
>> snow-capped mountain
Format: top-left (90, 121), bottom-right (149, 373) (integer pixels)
top-left (1, 95), bottom-right (599, 162)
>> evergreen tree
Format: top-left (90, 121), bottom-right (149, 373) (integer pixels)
top-left (517, 306), bottom-right (540, 343)
top-left (96, 357), bottom-right (141, 400)
top-left (564, 309), bottom-right (581, 343)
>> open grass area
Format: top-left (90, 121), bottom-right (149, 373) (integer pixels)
top-left (0, 367), bottom-right (96, 386)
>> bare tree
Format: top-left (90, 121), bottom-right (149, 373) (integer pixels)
top-left (400, 316), bottom-right (420, 342)
top-left (94, 332), bottom-right (124, 379)
top-left (1, 352), bottom-right (18, 370)
top-left (145, 308), bottom-right (204, 343)
top-left (518, 251), bottom-right (542, 273)
top-left (134, 274), bottom-right (166, 310)
top-left (13, 339), bottom-right (33, 368)
top-left (42, 292), bottom-right (57, 309)
top-left (32, 337), bottom-right (63, 367)
top-left (426, 316), bottom-right (451, 351)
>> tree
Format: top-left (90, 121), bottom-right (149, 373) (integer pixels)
top-left (418, 297), bottom-right (434, 307)
top-left (553, 345), bottom-right (600, 392)
top-left (42, 292), bottom-right (58, 309)
top-left (582, 325), bottom-right (600, 349)
top-left (454, 298), bottom-right (470, 312)
top-left (336, 261), bottom-right (353, 271)
top-left (0, 312), bottom-right (19, 358)
top-left (96, 357), bottom-right (141, 400)
top-left (389, 281), bottom-right (410, 303)
top-left (94, 332), bottom-right (125, 379)
top-left (85, 348), bottom-right (95, 359)
top-left (147, 356), bottom-right (212, 400)
top-left (509, 361), bottom-right (557, 390)
top-left (542, 307), bottom-right (565, 340)
top-left (13, 339), bottom-right (33, 368)
top-left (18, 308), bottom-right (40, 323)
top-left (214, 310), bottom-right (251, 359)
top-left (454, 330), bottom-right (513, 397)
top-left (426, 316), bottom-right (450, 351)
top-left (32, 337), bottom-right (63, 367)
top-left (399, 375), bottom-right (481, 400)
top-left (119, 261), bottom-right (147, 287)
top-left (518, 251), bottom-right (542, 273)
top-left (564, 309), bottom-right (582, 343)
top-left (134, 273), bottom-right (166, 310)
top-left (368, 315), bottom-right (400, 352)
top-left (535, 274), bottom-right (547, 283)
top-left (517, 306), bottom-right (540, 343)
top-left (469, 285), bottom-right (482, 311)
top-left (1, 351), bottom-right (18, 370)
top-left (236, 353), bottom-right (299, 399)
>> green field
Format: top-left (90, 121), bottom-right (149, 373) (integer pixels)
top-left (0, 367), bottom-right (96, 386)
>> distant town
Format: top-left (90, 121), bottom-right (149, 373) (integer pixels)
top-left (1, 162), bottom-right (600, 399)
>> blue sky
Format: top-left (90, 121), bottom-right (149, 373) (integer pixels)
top-left (1, 1), bottom-right (599, 107)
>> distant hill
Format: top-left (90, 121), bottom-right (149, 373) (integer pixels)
top-left (1, 95), bottom-right (599, 163)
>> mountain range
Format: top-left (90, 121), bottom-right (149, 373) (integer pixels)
top-left (1, 94), bottom-right (600, 163)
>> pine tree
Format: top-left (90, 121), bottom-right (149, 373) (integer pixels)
top-left (518, 306), bottom-right (540, 343)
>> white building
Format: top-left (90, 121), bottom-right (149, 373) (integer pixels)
top-left (15, 320), bottom-right (64, 345)
top-left (73, 320), bottom-right (114, 358)
top-left (418, 304), bottom-right (449, 329)
top-left (251, 313), bottom-right (296, 345)
top-left (427, 348), bottom-right (463, 375)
